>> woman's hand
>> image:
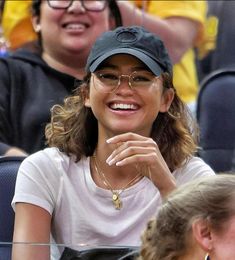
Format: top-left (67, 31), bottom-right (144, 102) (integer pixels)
top-left (106, 132), bottom-right (176, 198)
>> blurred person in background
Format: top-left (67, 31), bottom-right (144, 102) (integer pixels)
top-left (0, 0), bottom-right (9, 57)
top-left (138, 174), bottom-right (235, 260)
top-left (0, 0), bottom-right (122, 156)
top-left (118, 0), bottom-right (208, 114)
top-left (1, 0), bottom-right (37, 51)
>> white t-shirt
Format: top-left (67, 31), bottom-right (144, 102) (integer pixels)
top-left (12, 147), bottom-right (214, 251)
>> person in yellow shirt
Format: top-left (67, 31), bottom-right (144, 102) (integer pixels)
top-left (2, 0), bottom-right (212, 115)
top-left (118, 1), bottom-right (207, 114)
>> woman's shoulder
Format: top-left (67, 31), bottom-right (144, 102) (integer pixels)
top-left (23, 147), bottom-right (88, 174)
top-left (0, 48), bottom-right (42, 65)
top-left (0, 49), bottom-right (46, 83)
top-left (173, 156), bottom-right (215, 184)
top-left (0, 49), bottom-right (77, 90)
top-left (24, 147), bottom-right (71, 166)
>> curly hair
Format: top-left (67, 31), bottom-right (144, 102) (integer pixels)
top-left (138, 174), bottom-right (235, 260)
top-left (45, 72), bottom-right (198, 171)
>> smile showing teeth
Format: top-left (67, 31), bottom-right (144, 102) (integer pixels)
top-left (110, 103), bottom-right (138, 110)
top-left (65, 23), bottom-right (86, 30)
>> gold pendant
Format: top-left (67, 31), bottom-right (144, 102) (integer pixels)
top-left (112, 192), bottom-right (122, 210)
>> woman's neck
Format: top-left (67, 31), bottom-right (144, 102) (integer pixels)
top-left (42, 51), bottom-right (86, 79)
top-left (179, 247), bottom-right (207, 260)
top-left (94, 139), bottom-right (143, 189)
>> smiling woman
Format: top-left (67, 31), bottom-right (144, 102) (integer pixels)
top-left (11, 26), bottom-right (214, 260)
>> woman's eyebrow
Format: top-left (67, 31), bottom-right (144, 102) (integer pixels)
top-left (99, 64), bottom-right (117, 69)
top-left (99, 64), bottom-right (150, 71)
top-left (132, 66), bottom-right (150, 71)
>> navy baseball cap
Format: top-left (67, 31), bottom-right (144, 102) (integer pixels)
top-left (86, 26), bottom-right (172, 76)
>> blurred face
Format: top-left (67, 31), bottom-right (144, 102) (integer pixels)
top-left (210, 216), bottom-right (235, 260)
top-left (34, 0), bottom-right (112, 58)
top-left (85, 54), bottom-right (174, 137)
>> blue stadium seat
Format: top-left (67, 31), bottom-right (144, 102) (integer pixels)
top-left (0, 156), bottom-right (25, 260)
top-left (196, 69), bottom-right (235, 173)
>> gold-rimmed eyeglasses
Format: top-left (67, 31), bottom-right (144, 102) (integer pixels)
top-left (47, 0), bottom-right (108, 12)
top-left (92, 69), bottom-right (160, 93)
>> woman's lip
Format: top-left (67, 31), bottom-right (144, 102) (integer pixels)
top-left (108, 107), bottom-right (139, 116)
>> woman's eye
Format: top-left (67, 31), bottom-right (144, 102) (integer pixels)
top-left (99, 73), bottom-right (118, 80)
top-left (133, 76), bottom-right (151, 82)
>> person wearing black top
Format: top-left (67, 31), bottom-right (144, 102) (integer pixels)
top-left (0, 0), bottom-right (122, 156)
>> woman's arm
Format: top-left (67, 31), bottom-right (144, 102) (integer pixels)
top-left (12, 203), bottom-right (52, 260)
top-left (118, 1), bottom-right (201, 64)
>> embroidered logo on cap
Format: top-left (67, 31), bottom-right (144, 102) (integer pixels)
top-left (116, 28), bottom-right (139, 43)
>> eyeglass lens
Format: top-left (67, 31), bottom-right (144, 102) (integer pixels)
top-left (47, 0), bottom-right (107, 11)
top-left (93, 70), bottom-right (157, 93)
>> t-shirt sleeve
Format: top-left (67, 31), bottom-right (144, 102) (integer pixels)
top-left (11, 149), bottom-right (63, 215)
top-left (148, 1), bottom-right (207, 45)
top-left (173, 156), bottom-right (215, 185)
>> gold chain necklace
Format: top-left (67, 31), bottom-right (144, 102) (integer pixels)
top-left (92, 154), bottom-right (142, 210)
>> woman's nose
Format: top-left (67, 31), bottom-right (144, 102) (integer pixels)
top-left (67, 0), bottom-right (86, 13)
top-left (115, 76), bottom-right (133, 94)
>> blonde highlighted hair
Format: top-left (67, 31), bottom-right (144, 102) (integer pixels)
top-left (46, 72), bottom-right (198, 171)
top-left (139, 174), bottom-right (235, 260)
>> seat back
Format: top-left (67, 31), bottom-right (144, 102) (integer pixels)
top-left (196, 69), bottom-right (235, 172)
top-left (0, 156), bottom-right (25, 260)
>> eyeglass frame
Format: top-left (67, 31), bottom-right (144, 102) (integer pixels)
top-left (91, 70), bottom-right (161, 93)
top-left (47, 0), bottom-right (108, 12)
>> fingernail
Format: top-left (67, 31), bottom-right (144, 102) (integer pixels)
top-left (107, 159), bottom-right (115, 166)
top-left (106, 155), bottom-right (112, 163)
top-left (116, 161), bottom-right (122, 166)
top-left (106, 138), bottom-right (113, 143)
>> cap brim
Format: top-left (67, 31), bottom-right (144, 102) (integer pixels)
top-left (88, 48), bottom-right (163, 76)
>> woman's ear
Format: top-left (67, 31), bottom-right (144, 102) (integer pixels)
top-left (192, 219), bottom-right (213, 252)
top-left (32, 16), bottom-right (41, 33)
top-left (159, 88), bottom-right (175, 113)
top-left (84, 87), bottom-right (91, 108)
top-left (84, 97), bottom-right (91, 108)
